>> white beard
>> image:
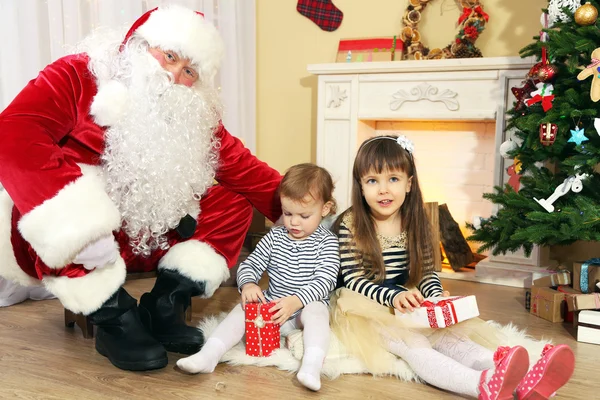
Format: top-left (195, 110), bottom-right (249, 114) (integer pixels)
top-left (97, 39), bottom-right (222, 257)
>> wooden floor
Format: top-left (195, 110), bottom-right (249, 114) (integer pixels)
top-left (0, 279), bottom-right (597, 400)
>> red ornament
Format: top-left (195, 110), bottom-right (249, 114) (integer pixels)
top-left (506, 157), bottom-right (523, 192)
top-left (511, 80), bottom-right (537, 111)
top-left (537, 63), bottom-right (558, 82)
top-left (528, 47), bottom-right (557, 82)
top-left (539, 122), bottom-right (558, 145)
top-left (528, 62), bottom-right (543, 79)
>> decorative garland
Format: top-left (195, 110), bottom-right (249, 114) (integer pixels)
top-left (402, 0), bottom-right (489, 60)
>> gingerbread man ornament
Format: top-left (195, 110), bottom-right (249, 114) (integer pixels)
top-left (577, 47), bottom-right (600, 102)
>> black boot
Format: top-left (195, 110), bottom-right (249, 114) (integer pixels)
top-left (138, 269), bottom-right (205, 355)
top-left (88, 287), bottom-right (168, 371)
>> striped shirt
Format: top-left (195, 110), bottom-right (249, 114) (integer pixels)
top-left (236, 225), bottom-right (340, 311)
top-left (338, 213), bottom-right (443, 307)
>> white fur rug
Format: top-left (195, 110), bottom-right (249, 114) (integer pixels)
top-left (198, 314), bottom-right (551, 382)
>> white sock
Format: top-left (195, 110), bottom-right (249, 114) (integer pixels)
top-left (177, 337), bottom-right (227, 373)
top-left (383, 334), bottom-right (482, 397)
top-left (297, 347), bottom-right (326, 391)
top-left (433, 333), bottom-right (495, 370)
top-left (176, 304), bottom-right (246, 374)
top-left (296, 302), bottom-right (330, 391)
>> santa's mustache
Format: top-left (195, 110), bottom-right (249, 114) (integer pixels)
top-left (100, 45), bottom-right (222, 256)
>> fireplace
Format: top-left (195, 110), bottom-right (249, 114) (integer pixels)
top-left (308, 57), bottom-right (553, 287)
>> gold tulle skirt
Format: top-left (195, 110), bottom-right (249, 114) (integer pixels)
top-left (330, 288), bottom-right (505, 376)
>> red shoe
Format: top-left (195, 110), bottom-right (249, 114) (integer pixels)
top-left (515, 344), bottom-right (575, 400)
top-left (478, 346), bottom-right (529, 400)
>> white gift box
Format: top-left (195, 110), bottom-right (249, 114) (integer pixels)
top-left (394, 295), bottom-right (480, 328)
top-left (577, 310), bottom-right (600, 345)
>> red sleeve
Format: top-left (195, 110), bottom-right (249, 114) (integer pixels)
top-left (0, 55), bottom-right (121, 269)
top-left (0, 55), bottom-right (86, 214)
top-left (214, 125), bottom-right (282, 223)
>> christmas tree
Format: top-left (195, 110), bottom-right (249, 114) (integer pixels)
top-left (469, 0), bottom-right (600, 257)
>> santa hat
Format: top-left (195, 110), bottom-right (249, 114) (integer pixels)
top-left (90, 5), bottom-right (224, 127)
top-left (123, 5), bottom-right (223, 80)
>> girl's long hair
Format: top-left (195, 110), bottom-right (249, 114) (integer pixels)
top-left (342, 135), bottom-right (435, 286)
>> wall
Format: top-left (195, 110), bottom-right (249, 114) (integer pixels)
top-left (256, 0), bottom-right (548, 172)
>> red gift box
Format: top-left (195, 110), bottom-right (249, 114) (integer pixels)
top-left (245, 302), bottom-right (280, 357)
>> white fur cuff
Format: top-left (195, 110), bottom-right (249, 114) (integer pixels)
top-left (43, 257), bottom-right (127, 315)
top-left (90, 80), bottom-right (129, 127)
top-left (18, 165), bottom-right (121, 269)
top-left (159, 240), bottom-right (229, 298)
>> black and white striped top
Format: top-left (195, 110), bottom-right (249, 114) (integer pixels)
top-left (236, 225), bottom-right (340, 311)
top-left (338, 213), bottom-right (443, 307)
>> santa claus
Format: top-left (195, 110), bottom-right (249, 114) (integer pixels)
top-left (0, 5), bottom-right (281, 371)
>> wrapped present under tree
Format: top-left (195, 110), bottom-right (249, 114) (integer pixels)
top-left (532, 270), bottom-right (571, 287)
top-left (530, 287), bottom-right (566, 323)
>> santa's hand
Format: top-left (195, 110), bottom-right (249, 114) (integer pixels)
top-left (73, 235), bottom-right (119, 270)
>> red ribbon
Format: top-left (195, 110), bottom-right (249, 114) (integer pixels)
top-left (458, 5), bottom-right (489, 25)
top-left (525, 94), bottom-right (555, 112)
top-left (458, 7), bottom-right (472, 24)
top-left (474, 6), bottom-right (489, 22)
top-left (420, 297), bottom-right (463, 328)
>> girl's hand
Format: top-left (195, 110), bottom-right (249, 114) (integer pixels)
top-left (240, 283), bottom-right (267, 309)
top-left (269, 295), bottom-right (303, 325)
top-left (442, 290), bottom-right (450, 297)
top-left (393, 289), bottom-right (424, 313)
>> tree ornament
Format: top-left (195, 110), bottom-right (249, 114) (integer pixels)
top-left (595, 118), bottom-right (600, 135)
top-left (499, 139), bottom-right (518, 158)
top-left (577, 47), bottom-right (600, 102)
top-left (539, 122), bottom-right (558, 146)
top-left (525, 82), bottom-right (555, 111)
top-left (402, 0), bottom-right (488, 60)
top-left (574, 2), bottom-right (598, 25)
top-left (507, 156), bottom-right (523, 192)
top-left (511, 79), bottom-right (537, 111)
top-left (528, 48), bottom-right (557, 83)
top-left (534, 173), bottom-right (589, 213)
top-left (548, 0), bottom-right (582, 25)
top-left (568, 127), bottom-right (589, 145)
top-left (537, 64), bottom-right (559, 82)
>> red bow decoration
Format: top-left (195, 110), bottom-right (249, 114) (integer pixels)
top-left (458, 5), bottom-right (489, 25)
top-left (525, 94), bottom-right (555, 112)
top-left (474, 6), bottom-right (489, 22)
top-left (541, 344), bottom-right (554, 356)
top-left (493, 346), bottom-right (510, 365)
top-left (420, 297), bottom-right (462, 328)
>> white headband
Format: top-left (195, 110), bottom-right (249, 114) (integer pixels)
top-left (363, 135), bottom-right (415, 154)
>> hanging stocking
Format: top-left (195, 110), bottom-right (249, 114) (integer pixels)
top-left (297, 0), bottom-right (343, 32)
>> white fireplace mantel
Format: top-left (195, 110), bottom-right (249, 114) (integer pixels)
top-left (308, 56), bottom-right (552, 287)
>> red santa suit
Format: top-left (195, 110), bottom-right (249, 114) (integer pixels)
top-left (0, 8), bottom-right (281, 317)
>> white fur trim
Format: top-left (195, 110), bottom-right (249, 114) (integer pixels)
top-left (159, 240), bottom-right (229, 297)
top-left (18, 164), bottom-right (121, 269)
top-left (90, 80), bottom-right (129, 127)
top-left (43, 257), bottom-right (126, 315)
top-left (0, 191), bottom-right (40, 287)
top-left (198, 316), bottom-right (552, 380)
top-left (135, 4), bottom-right (224, 80)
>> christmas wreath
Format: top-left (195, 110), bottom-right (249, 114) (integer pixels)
top-left (402, 0), bottom-right (488, 60)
